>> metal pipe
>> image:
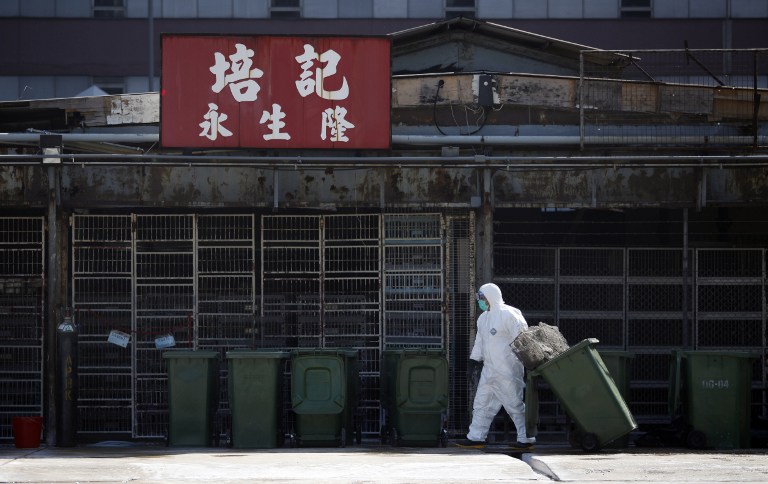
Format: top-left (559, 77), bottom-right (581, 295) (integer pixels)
top-left (148, 0), bottom-right (155, 92)
top-left (393, 135), bottom-right (767, 146)
top-left (0, 133), bottom-right (160, 143)
top-left (3, 151), bottom-right (768, 164)
top-left (3, 160), bottom-right (768, 169)
top-left (1, 132), bottom-right (766, 146)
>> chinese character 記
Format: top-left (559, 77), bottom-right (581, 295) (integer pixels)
top-left (199, 103), bottom-right (233, 140)
top-left (260, 103), bottom-right (291, 141)
top-left (210, 43), bottom-right (264, 102)
top-left (295, 44), bottom-right (349, 100)
top-left (321, 106), bottom-right (354, 142)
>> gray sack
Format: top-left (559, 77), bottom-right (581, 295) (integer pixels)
top-left (511, 322), bottom-right (570, 370)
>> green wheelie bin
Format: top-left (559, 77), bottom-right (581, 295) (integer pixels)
top-left (163, 350), bottom-right (220, 446)
top-left (592, 350), bottom-right (635, 448)
top-left (290, 349), bottom-right (359, 447)
top-left (338, 349), bottom-right (361, 445)
top-left (380, 348), bottom-right (448, 447)
top-left (226, 350), bottom-right (289, 448)
top-left (529, 339), bottom-right (637, 451)
top-left (669, 350), bottom-right (759, 449)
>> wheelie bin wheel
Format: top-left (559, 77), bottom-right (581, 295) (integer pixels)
top-left (686, 429), bottom-right (707, 449)
top-left (568, 426), bottom-right (584, 449)
top-left (580, 432), bottom-right (601, 452)
top-left (439, 429), bottom-right (448, 448)
top-left (390, 427), bottom-right (400, 447)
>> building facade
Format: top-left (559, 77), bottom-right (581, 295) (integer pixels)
top-left (1, 0), bottom-right (767, 100)
top-left (0, 12), bottom-right (767, 447)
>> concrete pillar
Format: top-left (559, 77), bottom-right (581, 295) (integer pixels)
top-left (42, 135), bottom-right (62, 445)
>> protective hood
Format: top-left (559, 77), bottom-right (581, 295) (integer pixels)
top-left (479, 283), bottom-right (504, 308)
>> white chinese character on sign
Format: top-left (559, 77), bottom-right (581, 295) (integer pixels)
top-left (321, 106), bottom-right (354, 142)
top-left (260, 103), bottom-right (291, 141)
top-left (209, 43), bottom-right (264, 102)
top-left (295, 44), bottom-right (349, 100)
top-left (199, 103), bottom-right (233, 140)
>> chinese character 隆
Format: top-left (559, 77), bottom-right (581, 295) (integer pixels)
top-left (210, 43), bottom-right (264, 102)
top-left (295, 44), bottom-right (349, 100)
top-left (321, 106), bottom-right (355, 142)
top-left (199, 103), bottom-right (233, 140)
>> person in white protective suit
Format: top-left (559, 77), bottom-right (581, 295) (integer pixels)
top-left (454, 282), bottom-right (535, 450)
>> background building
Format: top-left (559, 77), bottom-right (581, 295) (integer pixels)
top-left (1, 0), bottom-right (767, 100)
top-left (1, 4), bottom-right (767, 448)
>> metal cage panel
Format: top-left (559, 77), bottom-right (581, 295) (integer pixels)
top-left (0, 217), bottom-right (44, 441)
top-left (73, 215), bottom-right (133, 438)
top-left (494, 243), bottom-right (768, 432)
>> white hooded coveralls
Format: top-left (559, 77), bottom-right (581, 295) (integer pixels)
top-left (467, 283), bottom-right (534, 443)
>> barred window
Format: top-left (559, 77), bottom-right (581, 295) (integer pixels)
top-left (271, 0), bottom-right (301, 18)
top-left (93, 0), bottom-right (125, 18)
top-left (620, 0), bottom-right (652, 18)
top-left (445, 0), bottom-right (476, 19)
top-left (93, 77), bottom-right (125, 95)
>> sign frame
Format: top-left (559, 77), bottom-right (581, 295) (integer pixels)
top-left (160, 34), bottom-right (392, 151)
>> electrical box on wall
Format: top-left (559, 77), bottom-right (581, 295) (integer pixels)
top-left (476, 74), bottom-right (496, 107)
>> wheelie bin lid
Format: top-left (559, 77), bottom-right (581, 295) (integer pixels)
top-left (291, 354), bottom-right (346, 415)
top-left (162, 350), bottom-right (219, 359)
top-left (680, 350), bottom-right (761, 359)
top-left (226, 350), bottom-right (289, 359)
top-left (383, 348), bottom-right (445, 355)
top-left (598, 350), bottom-right (635, 358)
top-left (529, 338), bottom-right (598, 376)
top-left (292, 348), bottom-right (358, 357)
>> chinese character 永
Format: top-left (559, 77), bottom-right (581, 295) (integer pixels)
top-left (210, 43), bottom-right (264, 102)
top-left (295, 44), bottom-right (349, 100)
top-left (259, 103), bottom-right (291, 141)
top-left (321, 106), bottom-right (354, 142)
top-left (199, 103), bottom-right (233, 140)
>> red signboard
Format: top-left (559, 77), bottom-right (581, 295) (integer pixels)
top-left (161, 35), bottom-right (391, 150)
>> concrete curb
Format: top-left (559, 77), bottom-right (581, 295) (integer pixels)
top-left (522, 453), bottom-right (559, 481)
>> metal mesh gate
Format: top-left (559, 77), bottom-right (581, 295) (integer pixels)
top-left (0, 217), bottom-right (45, 441)
top-left (260, 213), bottom-right (447, 438)
top-left (74, 214), bottom-right (257, 439)
top-left (72, 212), bottom-right (456, 441)
top-left (383, 214), bottom-right (444, 349)
top-left (73, 215), bottom-right (133, 437)
top-left (445, 214), bottom-right (475, 436)
top-left (133, 214), bottom-right (195, 439)
top-left (494, 245), bottom-right (767, 435)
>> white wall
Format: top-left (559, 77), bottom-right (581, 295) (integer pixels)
top-left (584, 0), bottom-right (618, 18)
top-left (338, 0), bottom-right (373, 17)
top-left (233, 0), bottom-right (269, 18)
top-left (305, 0), bottom-right (338, 18)
top-left (410, 0), bottom-right (443, 18)
top-left (4, 0), bottom-right (768, 21)
top-left (56, 0), bottom-right (90, 17)
top-left (731, 0), bottom-right (768, 18)
top-left (478, 0), bottom-right (513, 19)
top-left (514, 0), bottom-right (548, 18)
top-left (0, 77), bottom-right (20, 102)
top-left (374, 0), bottom-right (407, 18)
top-left (161, 0), bottom-right (198, 18)
top-left (198, 0), bottom-right (233, 18)
top-left (548, 0), bottom-right (584, 18)
top-left (20, 0), bottom-right (55, 17)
